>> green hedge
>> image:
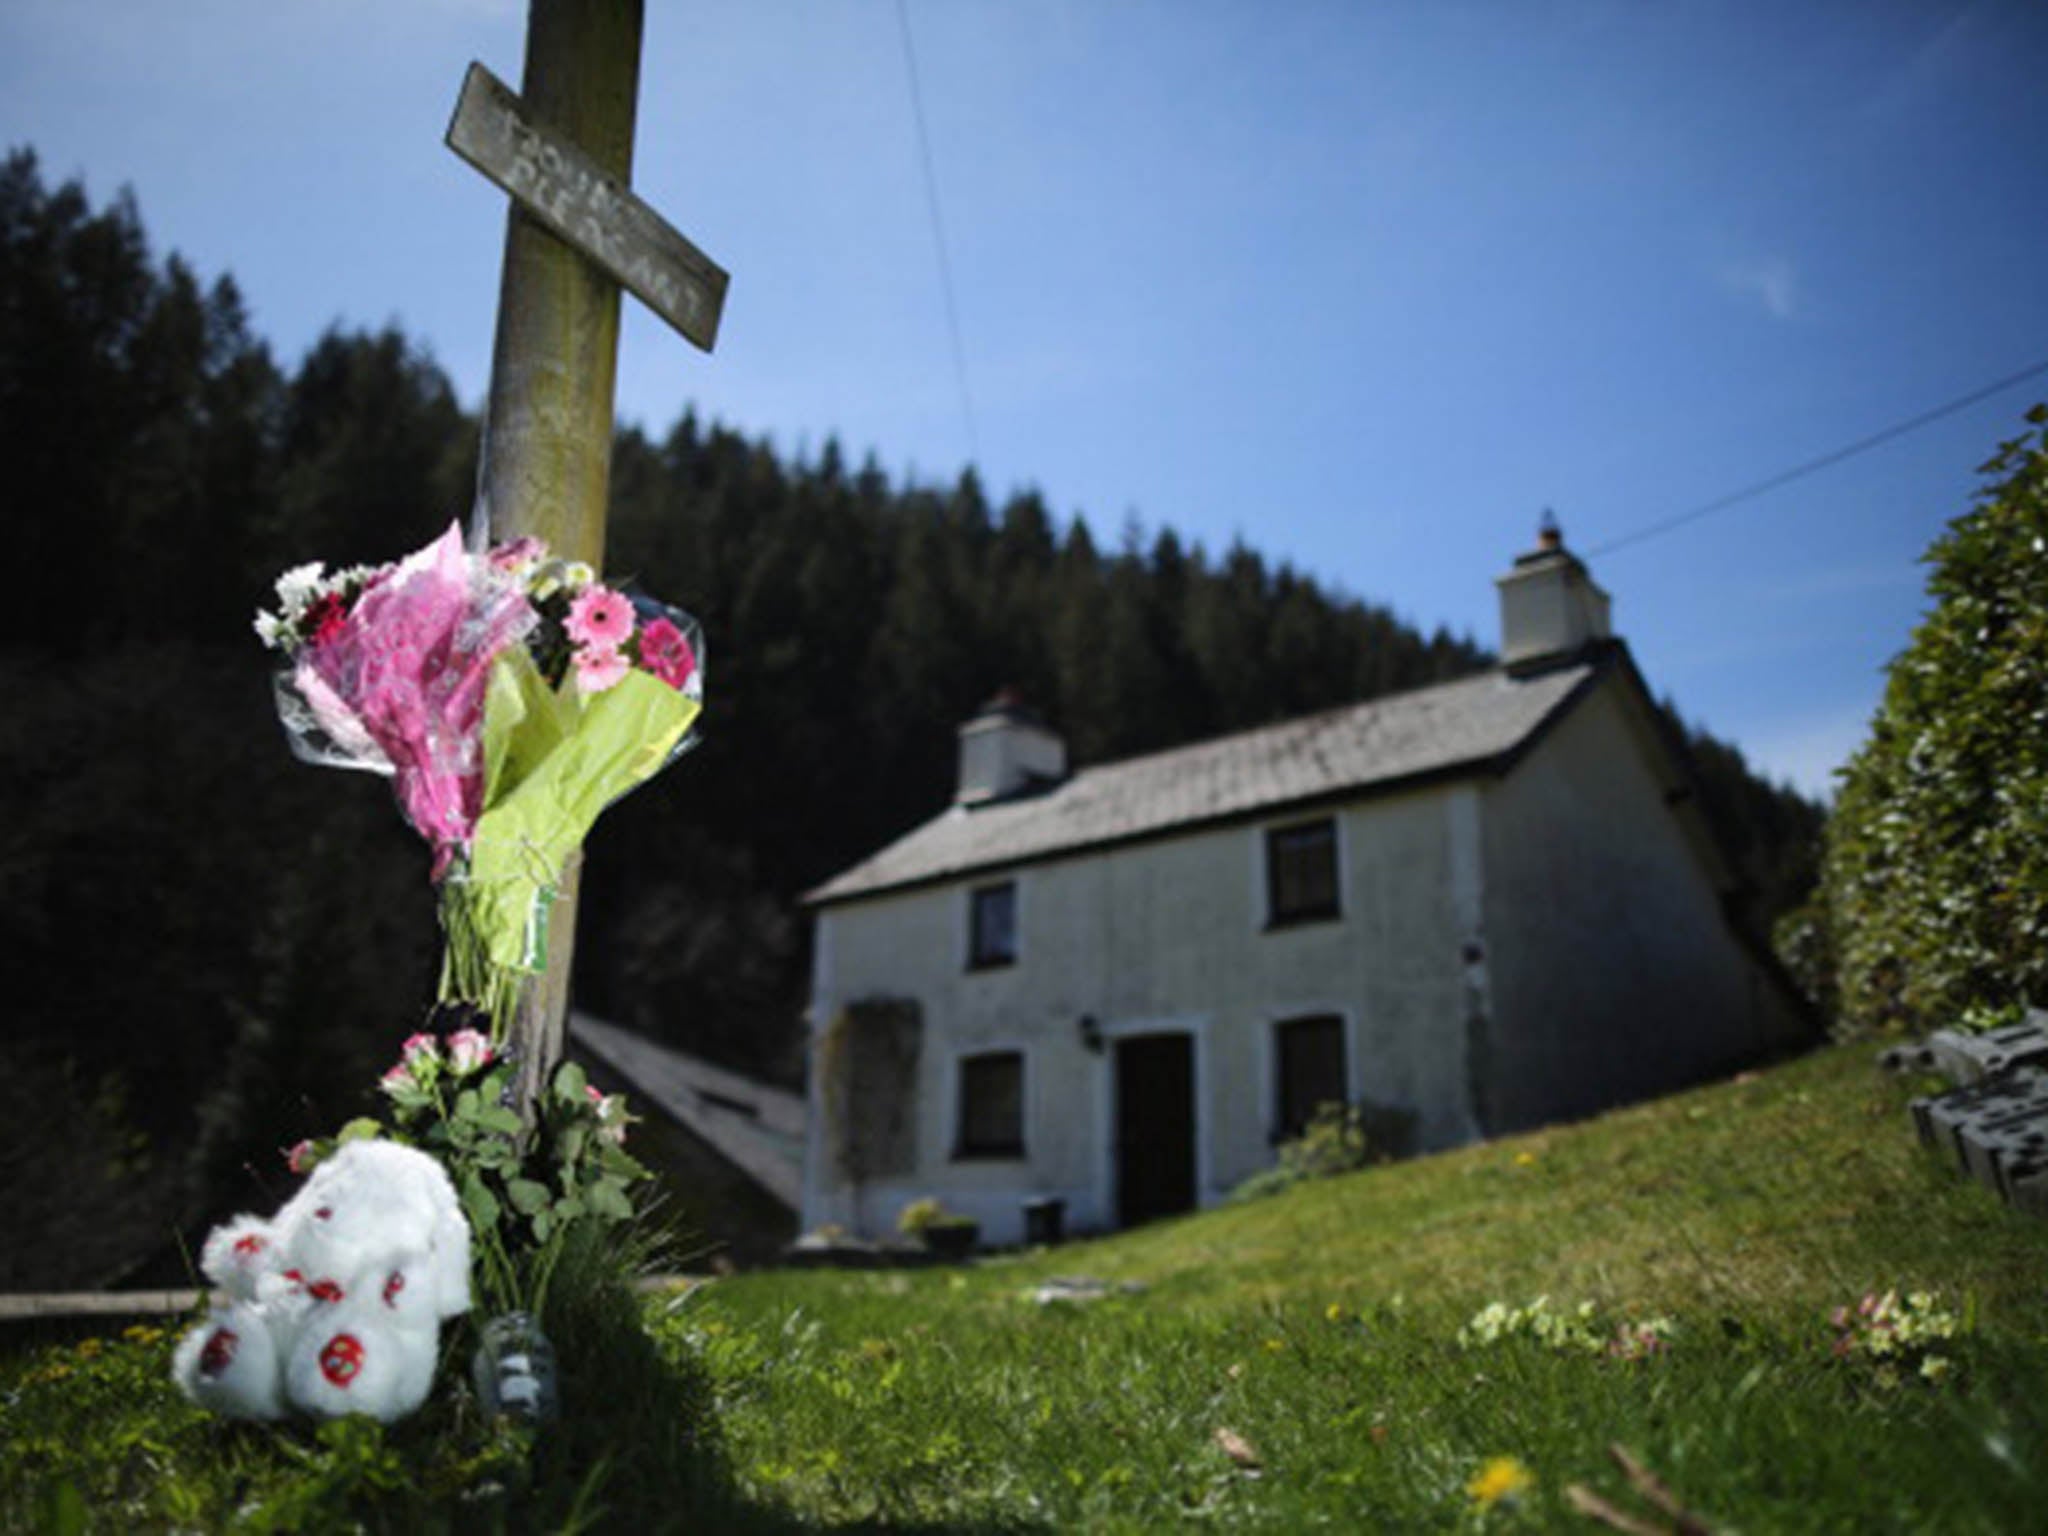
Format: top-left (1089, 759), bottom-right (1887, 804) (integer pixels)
top-left (1821, 405), bottom-right (2048, 1033)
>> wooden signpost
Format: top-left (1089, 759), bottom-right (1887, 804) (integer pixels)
top-left (447, 62), bottom-right (728, 353)
top-left (448, 0), bottom-right (728, 1116)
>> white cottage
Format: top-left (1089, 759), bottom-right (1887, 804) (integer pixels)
top-left (800, 527), bottom-right (1815, 1245)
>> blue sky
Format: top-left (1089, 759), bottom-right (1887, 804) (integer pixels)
top-left (7, 0), bottom-right (2047, 798)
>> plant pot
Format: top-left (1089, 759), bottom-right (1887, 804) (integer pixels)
top-left (921, 1221), bottom-right (979, 1260)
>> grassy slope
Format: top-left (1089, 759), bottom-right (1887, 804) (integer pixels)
top-left (682, 1044), bottom-right (2048, 1530)
top-left (6, 1044), bottom-right (2046, 1531)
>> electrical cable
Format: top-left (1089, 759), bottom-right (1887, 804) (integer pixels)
top-left (895, 0), bottom-right (981, 470)
top-left (1586, 356), bottom-right (2048, 558)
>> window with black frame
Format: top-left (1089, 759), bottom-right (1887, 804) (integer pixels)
top-left (1274, 1014), bottom-right (1347, 1141)
top-left (954, 1049), bottom-right (1025, 1158)
top-left (1265, 817), bottom-right (1340, 926)
top-left (967, 880), bottom-right (1018, 969)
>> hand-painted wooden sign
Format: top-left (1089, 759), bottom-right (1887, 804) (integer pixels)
top-left (446, 61), bottom-right (728, 352)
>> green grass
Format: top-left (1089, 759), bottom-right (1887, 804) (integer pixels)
top-left (7, 1044), bottom-right (2048, 1531)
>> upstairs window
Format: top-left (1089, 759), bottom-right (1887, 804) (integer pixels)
top-left (1266, 817), bottom-right (1339, 927)
top-left (1274, 1014), bottom-right (1347, 1141)
top-left (968, 880), bottom-right (1018, 969)
top-left (954, 1049), bottom-right (1025, 1158)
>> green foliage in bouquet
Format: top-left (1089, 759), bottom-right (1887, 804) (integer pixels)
top-left (1819, 405), bottom-right (2048, 1034)
top-left (297, 1022), bottom-right (648, 1319)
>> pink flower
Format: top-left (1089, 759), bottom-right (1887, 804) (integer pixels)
top-left (446, 1028), bottom-right (493, 1075)
top-left (307, 593), bottom-right (350, 646)
top-left (380, 1062), bottom-right (419, 1098)
top-left (400, 1032), bottom-right (441, 1068)
top-left (299, 524), bottom-right (535, 874)
top-left (285, 1140), bottom-right (316, 1175)
top-left (488, 535), bottom-right (547, 573)
top-left (636, 617), bottom-right (696, 690)
top-left (572, 644), bottom-right (630, 694)
top-left (566, 585), bottom-right (635, 649)
top-left (587, 1085), bottom-right (629, 1145)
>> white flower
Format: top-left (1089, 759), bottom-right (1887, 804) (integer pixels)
top-left (253, 609), bottom-right (287, 650)
top-left (274, 562), bottom-right (328, 618)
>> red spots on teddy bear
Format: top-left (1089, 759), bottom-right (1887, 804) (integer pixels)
top-left (306, 1278), bottom-right (345, 1304)
top-left (382, 1271), bottom-right (406, 1308)
top-left (319, 1333), bottom-right (365, 1388)
top-left (198, 1327), bottom-right (238, 1378)
top-left (233, 1234), bottom-right (265, 1257)
top-left (315, 1207), bottom-right (333, 1221)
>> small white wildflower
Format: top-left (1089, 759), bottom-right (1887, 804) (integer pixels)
top-left (253, 609), bottom-right (287, 650)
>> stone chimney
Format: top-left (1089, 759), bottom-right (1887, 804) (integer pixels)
top-left (1494, 511), bottom-right (1612, 674)
top-left (956, 688), bottom-right (1067, 806)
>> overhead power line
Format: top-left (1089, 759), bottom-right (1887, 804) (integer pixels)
top-left (1586, 357), bottom-right (2048, 559)
top-left (895, 0), bottom-right (981, 470)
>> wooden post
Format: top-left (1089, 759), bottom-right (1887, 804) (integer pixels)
top-left (450, 0), bottom-right (724, 1118)
top-left (480, 0), bottom-right (644, 1115)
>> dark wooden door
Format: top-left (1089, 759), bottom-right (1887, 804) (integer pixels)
top-left (1114, 1032), bottom-right (1196, 1227)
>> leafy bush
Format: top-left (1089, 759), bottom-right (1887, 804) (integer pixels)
top-left (1820, 405), bottom-right (2048, 1034)
top-left (1231, 1100), bottom-right (1408, 1201)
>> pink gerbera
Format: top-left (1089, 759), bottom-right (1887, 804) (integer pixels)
top-left (636, 617), bottom-right (696, 690)
top-left (566, 585), bottom-right (635, 649)
top-left (572, 644), bottom-right (630, 694)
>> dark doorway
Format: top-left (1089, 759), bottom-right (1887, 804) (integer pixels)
top-left (1114, 1031), bottom-right (1196, 1227)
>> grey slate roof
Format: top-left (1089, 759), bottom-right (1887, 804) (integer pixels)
top-left (806, 660), bottom-right (1599, 906)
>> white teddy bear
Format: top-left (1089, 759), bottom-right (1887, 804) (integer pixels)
top-left (173, 1139), bottom-right (471, 1423)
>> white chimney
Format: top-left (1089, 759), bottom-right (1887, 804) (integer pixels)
top-left (1494, 512), bottom-right (1612, 674)
top-left (956, 689), bottom-right (1066, 806)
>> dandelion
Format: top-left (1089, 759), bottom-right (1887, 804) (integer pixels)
top-left (1467, 1455), bottom-right (1533, 1509)
top-left (566, 585), bottom-right (635, 649)
top-left (1326, 1303), bottom-right (1346, 1323)
top-left (1514, 1151), bottom-right (1537, 1167)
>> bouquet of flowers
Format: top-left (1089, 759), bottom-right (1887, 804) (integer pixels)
top-left (257, 523), bottom-right (703, 1035)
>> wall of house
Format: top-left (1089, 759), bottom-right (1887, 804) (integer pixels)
top-left (1477, 676), bottom-right (1804, 1133)
top-left (803, 785), bottom-right (1482, 1245)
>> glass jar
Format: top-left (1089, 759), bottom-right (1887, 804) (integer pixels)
top-left (470, 1311), bottom-right (559, 1425)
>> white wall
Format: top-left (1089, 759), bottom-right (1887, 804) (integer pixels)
top-left (804, 784), bottom-right (1476, 1243)
top-left (1477, 676), bottom-right (1806, 1131)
